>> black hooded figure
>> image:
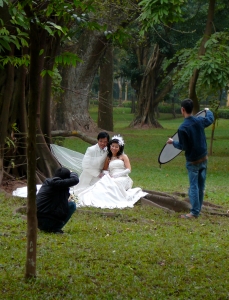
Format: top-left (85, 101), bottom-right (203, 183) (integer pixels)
top-left (36, 167), bottom-right (79, 233)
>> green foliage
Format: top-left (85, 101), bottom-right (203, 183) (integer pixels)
top-left (0, 0), bottom-right (97, 68)
top-left (158, 103), bottom-right (181, 114)
top-left (139, 0), bottom-right (188, 33)
top-left (0, 54), bottom-right (30, 67)
top-left (5, 136), bottom-right (15, 148)
top-left (55, 52), bottom-right (82, 67)
top-left (4, 123), bottom-right (19, 149)
top-left (41, 67), bottom-right (64, 98)
top-left (200, 32), bottom-right (229, 89)
top-left (105, 27), bottom-right (133, 46)
top-left (0, 24), bottom-right (29, 53)
top-left (0, 0), bottom-right (8, 7)
top-left (11, 122), bottom-right (19, 133)
top-left (167, 32), bottom-right (229, 96)
top-left (218, 108), bottom-right (229, 119)
top-left (0, 1), bottom-right (30, 55)
top-left (50, 67), bottom-right (64, 98)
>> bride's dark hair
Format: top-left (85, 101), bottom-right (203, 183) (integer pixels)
top-left (107, 139), bottom-right (124, 159)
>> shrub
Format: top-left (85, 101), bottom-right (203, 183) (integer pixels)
top-left (157, 103), bottom-right (181, 114)
top-left (89, 100), bottom-right (229, 119)
top-left (218, 108), bottom-right (229, 119)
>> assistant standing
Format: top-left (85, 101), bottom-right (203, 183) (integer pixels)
top-left (167, 98), bottom-right (214, 219)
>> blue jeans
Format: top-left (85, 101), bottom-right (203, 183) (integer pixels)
top-left (186, 160), bottom-right (207, 217)
top-left (38, 201), bottom-right (76, 232)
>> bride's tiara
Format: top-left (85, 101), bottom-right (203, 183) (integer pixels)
top-left (111, 134), bottom-right (124, 146)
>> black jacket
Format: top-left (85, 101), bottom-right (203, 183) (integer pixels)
top-left (36, 172), bottom-right (79, 221)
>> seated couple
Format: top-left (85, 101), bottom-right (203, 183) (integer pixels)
top-left (36, 132), bottom-right (147, 233)
top-left (74, 132), bottom-right (148, 209)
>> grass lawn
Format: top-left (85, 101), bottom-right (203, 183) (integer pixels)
top-left (1, 107), bottom-right (229, 299)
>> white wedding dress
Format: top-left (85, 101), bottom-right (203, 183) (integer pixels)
top-left (76, 159), bottom-right (148, 209)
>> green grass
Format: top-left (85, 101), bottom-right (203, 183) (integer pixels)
top-left (1, 107), bottom-right (229, 299)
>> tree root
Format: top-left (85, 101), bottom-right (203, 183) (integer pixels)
top-left (141, 197), bottom-right (176, 213)
top-left (143, 189), bottom-right (229, 217)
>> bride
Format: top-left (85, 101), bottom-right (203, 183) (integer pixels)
top-left (76, 135), bottom-right (147, 209)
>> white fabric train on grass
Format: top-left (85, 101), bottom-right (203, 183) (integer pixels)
top-left (13, 144), bottom-right (84, 198)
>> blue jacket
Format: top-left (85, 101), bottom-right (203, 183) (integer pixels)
top-left (173, 110), bottom-right (214, 162)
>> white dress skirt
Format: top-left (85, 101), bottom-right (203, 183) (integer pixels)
top-left (76, 159), bottom-right (148, 209)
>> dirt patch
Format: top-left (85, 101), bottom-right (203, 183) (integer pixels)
top-left (0, 178), bottom-right (27, 196)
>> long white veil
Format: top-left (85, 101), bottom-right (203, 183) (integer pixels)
top-left (50, 144), bottom-right (84, 175)
top-left (13, 144), bottom-right (84, 197)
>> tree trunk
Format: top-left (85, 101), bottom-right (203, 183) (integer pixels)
top-left (189, 0), bottom-right (216, 114)
top-left (16, 57), bottom-right (28, 154)
top-left (41, 35), bottom-right (61, 145)
top-left (131, 92), bottom-right (136, 114)
top-left (171, 96), bottom-right (176, 118)
top-left (51, 130), bottom-right (97, 145)
top-left (124, 81), bottom-right (128, 101)
top-left (8, 56), bottom-right (28, 178)
top-left (118, 77), bottom-right (123, 106)
top-left (35, 43), bottom-right (60, 179)
top-left (209, 119), bottom-right (215, 156)
top-left (98, 42), bottom-right (113, 131)
top-left (25, 21), bottom-right (43, 279)
top-left (209, 105), bottom-right (218, 156)
top-left (0, 48), bottom-right (15, 185)
top-left (227, 87), bottom-right (229, 106)
top-left (52, 30), bottom-right (107, 132)
top-left (36, 127), bottom-right (60, 179)
top-left (130, 44), bottom-right (170, 128)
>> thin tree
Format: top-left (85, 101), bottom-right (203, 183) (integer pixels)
top-left (189, 0), bottom-right (216, 114)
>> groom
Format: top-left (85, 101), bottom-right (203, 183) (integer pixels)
top-left (75, 131), bottom-right (110, 193)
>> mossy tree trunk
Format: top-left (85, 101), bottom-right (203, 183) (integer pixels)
top-left (98, 42), bottom-right (114, 131)
top-left (52, 30), bottom-right (107, 132)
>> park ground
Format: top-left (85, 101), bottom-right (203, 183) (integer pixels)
top-left (1, 109), bottom-right (229, 299)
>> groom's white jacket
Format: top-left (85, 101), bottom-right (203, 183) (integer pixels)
top-left (75, 144), bottom-right (107, 193)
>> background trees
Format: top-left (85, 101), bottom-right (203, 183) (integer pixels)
top-left (111, 0), bottom-right (228, 128)
top-left (1, 0), bottom-right (228, 185)
top-left (53, 0), bottom-right (139, 132)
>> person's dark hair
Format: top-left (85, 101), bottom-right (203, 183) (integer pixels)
top-left (54, 167), bottom-right (70, 179)
top-left (181, 98), bottom-right (193, 114)
top-left (107, 139), bottom-right (124, 159)
top-left (97, 131), bottom-right (110, 141)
